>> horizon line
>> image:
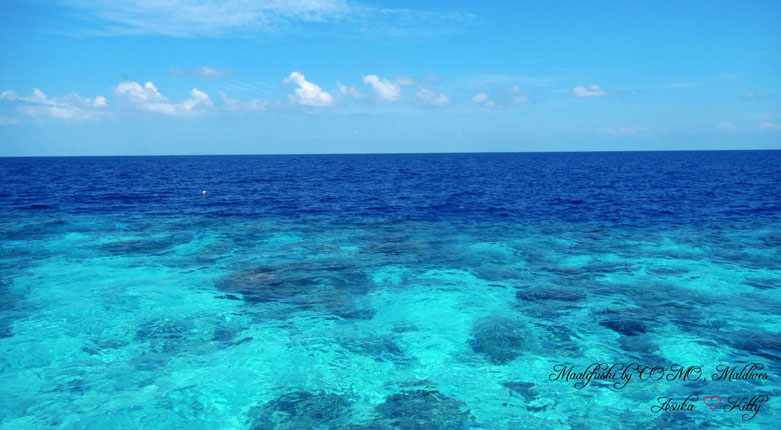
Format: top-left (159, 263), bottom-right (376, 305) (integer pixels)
top-left (2, 148), bottom-right (780, 158)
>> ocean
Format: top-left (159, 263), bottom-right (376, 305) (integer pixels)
top-left (1, 151), bottom-right (779, 429)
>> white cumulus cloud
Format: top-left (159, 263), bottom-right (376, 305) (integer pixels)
top-left (336, 82), bottom-right (364, 99)
top-left (572, 85), bottom-right (606, 98)
top-left (0, 88), bottom-right (108, 121)
top-left (471, 92), bottom-right (495, 108)
top-left (472, 92), bottom-right (488, 103)
top-left (415, 88), bottom-right (450, 107)
top-left (471, 88), bottom-right (528, 108)
top-left (283, 72), bottom-right (334, 107)
top-left (362, 74), bottom-right (400, 101)
top-left (114, 81), bottom-right (212, 116)
top-left (760, 121), bottom-right (781, 130)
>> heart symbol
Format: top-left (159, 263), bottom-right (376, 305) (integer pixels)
top-left (703, 395), bottom-right (722, 412)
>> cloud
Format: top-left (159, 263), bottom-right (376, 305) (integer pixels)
top-left (716, 122), bottom-right (738, 131)
top-left (283, 72), bottom-right (334, 107)
top-left (471, 92), bottom-right (496, 108)
top-left (415, 88), bottom-right (450, 107)
top-left (336, 82), bottom-right (364, 99)
top-left (572, 85), bottom-right (606, 98)
top-left (471, 92), bottom-right (488, 104)
top-left (759, 121), bottom-right (781, 130)
top-left (53, 1), bottom-right (474, 38)
top-left (171, 67), bottom-right (233, 78)
top-left (114, 81), bottom-right (212, 116)
top-left (0, 116), bottom-right (19, 126)
top-left (220, 92), bottom-right (275, 113)
top-left (61, 0), bottom-right (349, 37)
top-left (602, 126), bottom-right (649, 136)
top-left (739, 92), bottom-right (771, 101)
top-left (508, 86), bottom-right (529, 104)
top-left (0, 88), bottom-right (108, 121)
top-left (453, 74), bottom-right (558, 90)
top-left (471, 87), bottom-right (528, 108)
top-left (395, 76), bottom-right (416, 86)
top-left (362, 74), bottom-right (400, 101)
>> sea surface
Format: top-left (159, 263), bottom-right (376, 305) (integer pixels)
top-left (1, 151), bottom-right (780, 429)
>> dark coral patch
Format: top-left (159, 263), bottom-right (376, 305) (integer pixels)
top-left (516, 287), bottom-right (586, 302)
top-left (135, 318), bottom-right (194, 353)
top-left (373, 390), bottom-right (472, 430)
top-left (340, 336), bottom-right (405, 362)
top-left (502, 381), bottom-right (539, 402)
top-left (101, 236), bottom-right (183, 255)
top-left (647, 266), bottom-right (690, 276)
top-left (599, 319), bottom-right (647, 336)
top-left (215, 266), bottom-right (283, 303)
top-left (542, 262), bottom-right (635, 278)
top-left (744, 278), bottom-right (778, 290)
top-left (0, 278), bottom-right (23, 338)
top-left (247, 391), bottom-right (352, 430)
top-left (723, 330), bottom-right (781, 362)
top-left (468, 318), bottom-right (526, 365)
top-left (216, 265), bottom-right (377, 321)
top-left (217, 265), bottom-right (371, 304)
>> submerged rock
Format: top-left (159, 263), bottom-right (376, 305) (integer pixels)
top-left (0, 321), bottom-right (11, 338)
top-left (340, 336), bottom-right (405, 362)
top-left (744, 278), bottom-right (779, 290)
top-left (217, 265), bottom-right (371, 304)
top-left (647, 266), bottom-right (690, 276)
top-left (101, 237), bottom-right (181, 255)
top-left (468, 318), bottom-right (526, 365)
top-left (135, 318), bottom-right (194, 353)
top-left (0, 278), bottom-right (24, 338)
top-left (502, 381), bottom-right (539, 402)
top-left (0, 278), bottom-right (17, 311)
top-left (593, 305), bottom-right (662, 337)
top-left (542, 324), bottom-right (580, 355)
top-left (516, 287), bottom-right (586, 302)
top-left (759, 231), bottom-right (781, 247)
top-left (216, 265), bottom-right (378, 323)
top-left (723, 330), bottom-right (781, 362)
top-left (616, 335), bottom-right (660, 358)
top-left (542, 262), bottom-right (634, 277)
top-left (599, 318), bottom-right (647, 336)
top-left (373, 390), bottom-right (472, 430)
top-left (334, 307), bottom-right (376, 321)
top-left (215, 266), bottom-right (293, 303)
top-left (247, 391), bottom-right (352, 430)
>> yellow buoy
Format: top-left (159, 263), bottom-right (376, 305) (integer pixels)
top-left (202, 190), bottom-right (206, 196)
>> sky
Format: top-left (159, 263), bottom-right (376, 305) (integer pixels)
top-left (0, 0), bottom-right (780, 156)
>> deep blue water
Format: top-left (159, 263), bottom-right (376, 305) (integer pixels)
top-left (1, 151), bottom-right (780, 429)
top-left (2, 151), bottom-right (779, 222)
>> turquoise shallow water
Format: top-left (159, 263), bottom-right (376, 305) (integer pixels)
top-left (1, 213), bottom-right (779, 429)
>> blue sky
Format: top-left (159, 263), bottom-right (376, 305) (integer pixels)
top-left (0, 0), bottom-right (779, 155)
